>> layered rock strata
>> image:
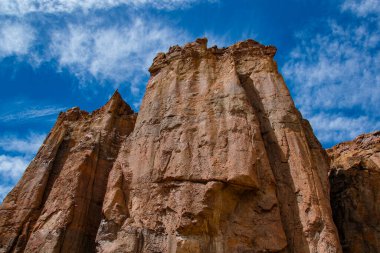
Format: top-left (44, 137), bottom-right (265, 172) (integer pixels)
top-left (328, 131), bottom-right (380, 253)
top-left (0, 92), bottom-right (136, 253)
top-left (95, 38), bottom-right (341, 253)
top-left (0, 38), bottom-right (343, 253)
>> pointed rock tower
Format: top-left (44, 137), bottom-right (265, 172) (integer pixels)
top-left (0, 39), bottom-right (343, 253)
top-left (0, 91), bottom-right (136, 253)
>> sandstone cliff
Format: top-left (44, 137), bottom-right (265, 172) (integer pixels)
top-left (0, 92), bottom-right (136, 253)
top-left (95, 38), bottom-right (341, 253)
top-left (328, 131), bottom-right (380, 253)
top-left (0, 38), bottom-right (343, 253)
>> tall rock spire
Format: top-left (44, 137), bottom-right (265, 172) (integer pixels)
top-left (96, 39), bottom-right (342, 253)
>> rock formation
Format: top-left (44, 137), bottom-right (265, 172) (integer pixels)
top-left (0, 92), bottom-right (136, 253)
top-left (0, 38), bottom-right (344, 253)
top-left (328, 131), bottom-right (380, 253)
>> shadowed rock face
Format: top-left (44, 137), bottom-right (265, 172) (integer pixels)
top-left (328, 132), bottom-right (380, 253)
top-left (0, 38), bottom-right (343, 253)
top-left (0, 91), bottom-right (136, 253)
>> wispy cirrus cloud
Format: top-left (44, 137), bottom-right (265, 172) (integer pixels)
top-left (0, 105), bottom-right (66, 122)
top-left (283, 0), bottom-right (380, 146)
top-left (0, 0), bottom-right (214, 15)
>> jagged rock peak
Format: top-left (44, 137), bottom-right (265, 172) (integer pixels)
top-left (328, 130), bottom-right (380, 171)
top-left (56, 90), bottom-right (134, 123)
top-left (0, 91), bottom-right (136, 253)
top-left (149, 37), bottom-right (277, 74)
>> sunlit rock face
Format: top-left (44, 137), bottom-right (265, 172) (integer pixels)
top-left (328, 131), bottom-right (380, 253)
top-left (0, 39), bottom-right (343, 253)
top-left (0, 92), bottom-right (136, 253)
top-left (96, 38), bottom-right (341, 253)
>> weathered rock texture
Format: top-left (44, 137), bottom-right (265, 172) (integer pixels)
top-left (0, 92), bottom-right (136, 253)
top-left (95, 38), bottom-right (341, 253)
top-left (0, 38), bottom-right (343, 253)
top-left (328, 131), bottom-right (380, 253)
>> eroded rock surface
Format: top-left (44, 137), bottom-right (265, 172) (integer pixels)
top-left (328, 131), bottom-right (380, 253)
top-left (0, 38), bottom-right (343, 253)
top-left (96, 38), bottom-right (341, 253)
top-left (0, 91), bottom-right (136, 253)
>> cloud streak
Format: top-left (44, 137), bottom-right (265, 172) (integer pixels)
top-left (0, 0), bottom-right (213, 15)
top-left (0, 105), bottom-right (66, 122)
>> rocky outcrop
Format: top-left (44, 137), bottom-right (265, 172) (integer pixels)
top-left (0, 38), bottom-right (343, 253)
top-left (96, 38), bottom-right (341, 253)
top-left (0, 91), bottom-right (136, 253)
top-left (328, 131), bottom-right (380, 253)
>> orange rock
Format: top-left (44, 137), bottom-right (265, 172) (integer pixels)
top-left (96, 38), bottom-right (341, 253)
top-left (328, 131), bottom-right (380, 253)
top-left (0, 39), bottom-right (343, 253)
top-left (0, 91), bottom-right (136, 253)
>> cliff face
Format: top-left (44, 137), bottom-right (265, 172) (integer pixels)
top-left (95, 38), bottom-right (341, 253)
top-left (0, 92), bottom-right (136, 253)
top-left (0, 38), bottom-right (343, 253)
top-left (328, 131), bottom-right (380, 253)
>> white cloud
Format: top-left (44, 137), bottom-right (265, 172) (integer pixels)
top-left (0, 133), bottom-right (45, 155)
top-left (0, 14), bottom-right (190, 104)
top-left (0, 0), bottom-right (212, 15)
top-left (341, 0), bottom-right (380, 17)
top-left (283, 3), bottom-right (380, 145)
top-left (284, 21), bottom-right (379, 115)
top-left (308, 113), bottom-right (380, 145)
top-left (50, 17), bottom-right (189, 94)
top-left (0, 184), bottom-right (13, 202)
top-left (0, 155), bottom-right (29, 182)
top-left (0, 133), bottom-right (45, 202)
top-left (0, 20), bottom-right (35, 58)
top-left (0, 155), bottom-right (30, 203)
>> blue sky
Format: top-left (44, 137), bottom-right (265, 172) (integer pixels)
top-left (0, 0), bottom-right (379, 201)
